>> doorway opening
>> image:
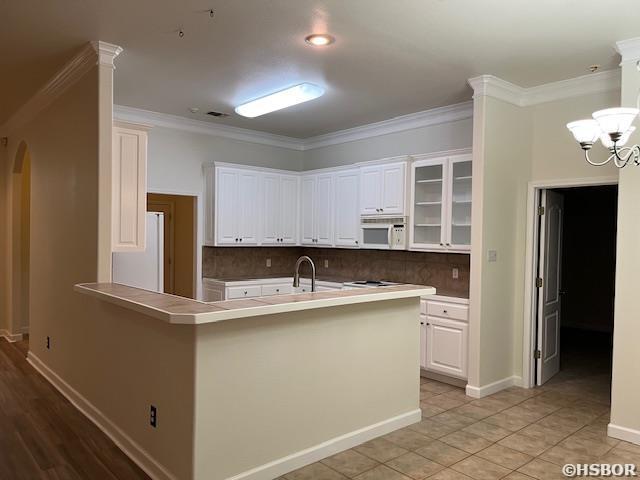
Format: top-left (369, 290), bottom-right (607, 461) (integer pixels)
top-left (531, 184), bottom-right (617, 401)
top-left (11, 141), bottom-right (31, 337)
top-left (147, 193), bottom-right (197, 299)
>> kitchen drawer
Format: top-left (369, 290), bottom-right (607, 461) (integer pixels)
top-left (426, 301), bottom-right (468, 322)
top-left (227, 285), bottom-right (262, 299)
top-left (261, 284), bottom-right (293, 296)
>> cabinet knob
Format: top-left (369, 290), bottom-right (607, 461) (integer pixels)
top-left (426, 323), bottom-right (430, 326)
top-left (276, 289), bottom-right (280, 292)
top-left (420, 321), bottom-right (424, 325)
top-left (355, 240), bottom-right (358, 244)
top-left (440, 242), bottom-right (444, 246)
top-left (380, 208), bottom-right (384, 212)
top-left (446, 243), bottom-right (451, 246)
top-left (244, 291), bottom-right (248, 295)
top-left (443, 310), bottom-right (448, 314)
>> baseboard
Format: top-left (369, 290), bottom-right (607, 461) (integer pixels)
top-left (0, 329), bottom-right (23, 342)
top-left (608, 423), bottom-right (640, 445)
top-left (465, 375), bottom-right (523, 398)
top-left (421, 369), bottom-right (467, 389)
top-left (27, 352), bottom-right (177, 480)
top-left (226, 409), bottom-right (422, 480)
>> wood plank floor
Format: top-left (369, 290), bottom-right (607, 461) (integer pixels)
top-left (0, 336), bottom-right (150, 480)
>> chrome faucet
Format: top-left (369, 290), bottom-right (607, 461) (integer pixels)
top-left (293, 256), bottom-right (316, 292)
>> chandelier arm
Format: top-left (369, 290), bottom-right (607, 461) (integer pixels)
top-left (612, 145), bottom-right (631, 168)
top-left (584, 149), bottom-right (614, 166)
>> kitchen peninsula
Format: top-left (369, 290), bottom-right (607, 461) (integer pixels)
top-left (74, 282), bottom-right (435, 480)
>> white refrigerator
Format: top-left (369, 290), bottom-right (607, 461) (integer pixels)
top-left (112, 212), bottom-right (164, 292)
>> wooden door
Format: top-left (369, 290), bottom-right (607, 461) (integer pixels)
top-left (147, 193), bottom-right (196, 299)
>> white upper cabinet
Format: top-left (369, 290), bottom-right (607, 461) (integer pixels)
top-left (261, 173), bottom-right (299, 245)
top-left (279, 175), bottom-right (299, 244)
top-left (334, 169), bottom-right (360, 247)
top-left (410, 153), bottom-right (472, 252)
top-left (215, 167), bottom-right (260, 246)
top-left (360, 160), bottom-right (407, 216)
top-left (300, 173), bottom-right (334, 247)
top-left (112, 122), bottom-right (149, 252)
top-left (204, 164), bottom-right (215, 246)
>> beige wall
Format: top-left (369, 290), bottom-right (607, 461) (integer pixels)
top-left (468, 95), bottom-right (532, 388)
top-left (193, 299), bottom-right (420, 479)
top-left (530, 90), bottom-right (621, 182)
top-left (303, 118), bottom-right (473, 170)
top-left (469, 86), bottom-right (621, 390)
top-left (1, 64), bottom-right (196, 478)
top-left (610, 59), bottom-right (640, 438)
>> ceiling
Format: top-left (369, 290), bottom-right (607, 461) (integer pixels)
top-left (3, 0), bottom-right (639, 138)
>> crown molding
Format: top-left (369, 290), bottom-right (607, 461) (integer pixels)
top-left (114, 105), bottom-right (306, 151)
top-left (616, 37), bottom-right (640, 65)
top-left (302, 102), bottom-right (473, 150)
top-left (114, 102), bottom-right (473, 152)
top-left (0, 41), bottom-right (122, 136)
top-left (468, 69), bottom-right (620, 107)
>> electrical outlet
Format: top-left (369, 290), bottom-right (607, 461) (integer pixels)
top-left (452, 267), bottom-right (459, 279)
top-left (46, 336), bottom-right (50, 350)
top-left (324, 259), bottom-right (329, 268)
top-left (488, 250), bottom-right (498, 262)
top-left (266, 258), bottom-right (271, 268)
top-left (150, 405), bottom-right (157, 428)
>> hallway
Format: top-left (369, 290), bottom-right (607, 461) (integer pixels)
top-left (0, 337), bottom-right (150, 479)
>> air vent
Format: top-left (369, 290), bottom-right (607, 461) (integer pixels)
top-left (207, 111), bottom-right (230, 118)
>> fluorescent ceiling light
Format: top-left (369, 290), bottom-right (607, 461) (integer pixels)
top-left (235, 83), bottom-right (325, 118)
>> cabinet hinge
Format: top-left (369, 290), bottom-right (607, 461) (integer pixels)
top-left (536, 277), bottom-right (543, 288)
top-left (538, 206), bottom-right (545, 216)
top-left (534, 350), bottom-right (541, 360)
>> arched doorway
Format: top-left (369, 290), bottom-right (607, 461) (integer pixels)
top-left (11, 141), bottom-right (31, 337)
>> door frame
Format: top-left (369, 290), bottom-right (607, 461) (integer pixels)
top-left (148, 188), bottom-right (202, 300)
top-left (522, 175), bottom-right (618, 388)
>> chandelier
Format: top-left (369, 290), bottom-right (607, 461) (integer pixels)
top-left (567, 107), bottom-right (639, 168)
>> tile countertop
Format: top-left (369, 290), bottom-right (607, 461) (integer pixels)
top-left (74, 282), bottom-right (436, 325)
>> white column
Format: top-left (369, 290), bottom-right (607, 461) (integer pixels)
top-left (91, 41), bottom-right (122, 282)
top-left (609, 38), bottom-right (640, 445)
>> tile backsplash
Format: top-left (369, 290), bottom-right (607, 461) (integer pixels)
top-left (203, 247), bottom-right (470, 297)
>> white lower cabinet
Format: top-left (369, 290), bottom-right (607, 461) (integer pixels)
top-left (421, 296), bottom-right (469, 380)
top-left (201, 278), bottom-right (342, 301)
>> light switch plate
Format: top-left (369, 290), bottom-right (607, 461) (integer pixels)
top-left (324, 259), bottom-right (329, 268)
top-left (266, 258), bottom-right (271, 268)
top-left (452, 267), bottom-right (459, 279)
top-left (488, 250), bottom-right (498, 262)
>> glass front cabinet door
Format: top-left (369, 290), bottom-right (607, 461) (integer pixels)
top-left (410, 153), bottom-right (472, 252)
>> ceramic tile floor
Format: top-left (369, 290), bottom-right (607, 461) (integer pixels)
top-left (279, 370), bottom-right (640, 479)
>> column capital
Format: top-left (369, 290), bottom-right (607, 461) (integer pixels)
top-left (91, 41), bottom-right (123, 69)
top-left (616, 37), bottom-right (640, 65)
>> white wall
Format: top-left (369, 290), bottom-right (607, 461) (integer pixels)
top-left (303, 118), bottom-right (473, 169)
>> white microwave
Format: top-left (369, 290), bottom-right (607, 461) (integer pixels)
top-left (360, 217), bottom-right (407, 250)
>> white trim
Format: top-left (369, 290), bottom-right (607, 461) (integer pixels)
top-left (302, 102), bottom-right (473, 150)
top-left (465, 376), bottom-right (522, 399)
top-left (225, 409), bottom-right (422, 480)
top-left (114, 105), bottom-right (306, 151)
top-left (19, 325), bottom-right (29, 335)
top-left (411, 147), bottom-right (473, 163)
top-left (0, 329), bottom-right (23, 343)
top-left (0, 41), bottom-right (121, 136)
top-left (468, 70), bottom-right (620, 107)
top-left (615, 37), bottom-right (640, 65)
top-left (521, 176), bottom-right (619, 388)
top-left (27, 352), bottom-right (177, 480)
top-left (608, 423), bottom-right (640, 445)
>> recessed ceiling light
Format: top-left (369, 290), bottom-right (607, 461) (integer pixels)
top-left (235, 83), bottom-right (325, 118)
top-left (305, 34), bottom-right (335, 47)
